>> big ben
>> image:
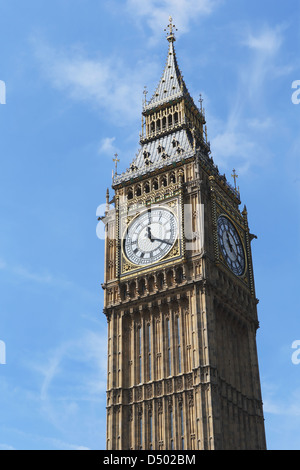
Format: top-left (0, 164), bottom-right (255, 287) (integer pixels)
top-left (102, 18), bottom-right (266, 451)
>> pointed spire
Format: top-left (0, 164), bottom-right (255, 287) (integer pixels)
top-left (145, 19), bottom-right (188, 111)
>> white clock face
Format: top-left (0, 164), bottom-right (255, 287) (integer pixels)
top-left (217, 216), bottom-right (245, 276)
top-left (124, 208), bottom-right (178, 266)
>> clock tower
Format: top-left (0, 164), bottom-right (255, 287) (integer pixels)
top-left (102, 18), bottom-right (266, 451)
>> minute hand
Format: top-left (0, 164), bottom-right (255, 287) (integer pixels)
top-left (151, 237), bottom-right (173, 246)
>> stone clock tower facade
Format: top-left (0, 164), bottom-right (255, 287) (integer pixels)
top-left (102, 20), bottom-right (266, 451)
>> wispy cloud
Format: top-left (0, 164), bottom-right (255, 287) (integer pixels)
top-left (263, 383), bottom-right (300, 418)
top-left (125, 0), bottom-right (221, 42)
top-left (0, 257), bottom-right (58, 285)
top-left (28, 330), bottom-right (107, 438)
top-left (0, 444), bottom-right (15, 450)
top-left (32, 40), bottom-right (159, 123)
top-left (98, 136), bottom-right (118, 157)
top-left (0, 256), bottom-right (100, 314)
top-left (37, 330), bottom-right (107, 402)
top-left (210, 24), bottom-right (285, 173)
top-left (242, 25), bottom-right (285, 103)
top-left (12, 265), bottom-right (55, 284)
top-left (244, 26), bottom-right (283, 55)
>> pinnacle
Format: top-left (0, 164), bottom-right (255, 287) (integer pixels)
top-left (145, 39), bottom-right (188, 111)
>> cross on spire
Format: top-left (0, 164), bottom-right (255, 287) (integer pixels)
top-left (164, 16), bottom-right (177, 42)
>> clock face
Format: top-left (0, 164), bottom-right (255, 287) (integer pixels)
top-left (123, 208), bottom-right (178, 266)
top-left (217, 215), bottom-right (245, 276)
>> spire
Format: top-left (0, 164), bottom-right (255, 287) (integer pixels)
top-left (112, 17), bottom-right (210, 187)
top-left (144, 18), bottom-right (188, 111)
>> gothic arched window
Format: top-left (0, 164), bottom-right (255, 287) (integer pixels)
top-left (170, 172), bottom-right (176, 184)
top-left (161, 176), bottom-right (167, 187)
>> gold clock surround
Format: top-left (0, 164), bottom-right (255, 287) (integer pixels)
top-left (120, 197), bottom-right (183, 278)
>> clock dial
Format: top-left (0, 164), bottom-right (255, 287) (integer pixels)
top-left (124, 208), bottom-right (178, 266)
top-left (217, 216), bottom-right (245, 276)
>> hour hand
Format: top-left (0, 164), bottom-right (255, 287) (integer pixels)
top-left (146, 226), bottom-right (153, 241)
top-left (226, 232), bottom-right (233, 252)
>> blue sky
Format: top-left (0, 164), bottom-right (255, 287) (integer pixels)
top-left (0, 0), bottom-right (300, 450)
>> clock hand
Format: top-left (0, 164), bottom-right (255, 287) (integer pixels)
top-left (146, 226), bottom-right (154, 242)
top-left (150, 237), bottom-right (173, 246)
top-left (226, 232), bottom-right (233, 252)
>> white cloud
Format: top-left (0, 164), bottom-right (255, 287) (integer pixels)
top-left (209, 24), bottom-right (284, 173)
top-left (29, 330), bottom-right (107, 436)
top-left (38, 330), bottom-right (107, 403)
top-left (247, 117), bottom-right (273, 130)
top-left (244, 26), bottom-right (283, 55)
top-left (13, 265), bottom-right (54, 284)
top-left (0, 444), bottom-right (15, 450)
top-left (264, 386), bottom-right (300, 417)
top-left (241, 25), bottom-right (285, 101)
top-left (126, 0), bottom-right (221, 41)
top-left (98, 137), bottom-right (118, 156)
top-left (33, 40), bottom-right (159, 123)
top-left (0, 256), bottom-right (99, 305)
top-left (211, 130), bottom-right (255, 174)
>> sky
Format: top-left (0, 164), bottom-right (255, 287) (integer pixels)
top-left (0, 0), bottom-right (300, 451)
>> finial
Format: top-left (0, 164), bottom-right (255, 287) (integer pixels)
top-left (113, 153), bottom-right (120, 175)
top-left (143, 86), bottom-right (148, 105)
top-left (231, 169), bottom-right (240, 193)
top-left (164, 16), bottom-right (177, 42)
top-left (105, 188), bottom-right (110, 215)
top-left (199, 94), bottom-right (203, 112)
